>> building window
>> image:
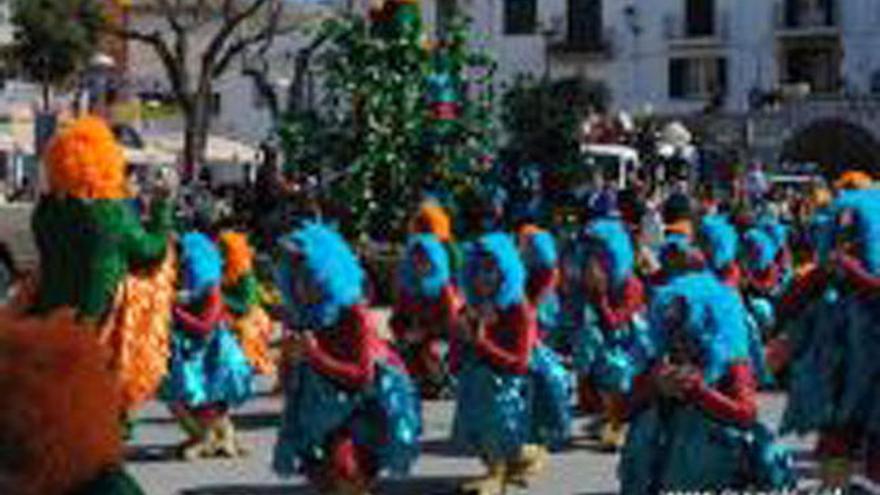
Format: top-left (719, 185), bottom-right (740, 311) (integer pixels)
top-left (504, 0), bottom-right (537, 35)
top-left (784, 0), bottom-right (835, 28)
top-left (685, 0), bottom-right (715, 37)
top-left (567, 0), bottom-right (602, 48)
top-left (782, 46), bottom-right (840, 93)
top-left (669, 57), bottom-right (727, 99)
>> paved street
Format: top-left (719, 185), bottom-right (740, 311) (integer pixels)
top-left (129, 381), bottom-right (817, 495)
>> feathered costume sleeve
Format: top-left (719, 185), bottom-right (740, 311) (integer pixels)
top-left (306, 305), bottom-right (378, 388)
top-left (475, 303), bottom-right (537, 374)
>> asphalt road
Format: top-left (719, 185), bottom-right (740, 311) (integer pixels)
top-left (129, 382), bottom-right (823, 495)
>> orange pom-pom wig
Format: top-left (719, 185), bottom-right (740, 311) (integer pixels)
top-left (44, 116), bottom-right (127, 199)
top-left (219, 231), bottom-right (255, 284)
top-left (0, 308), bottom-right (123, 495)
top-left (835, 170), bottom-right (873, 191)
top-left (411, 201), bottom-right (452, 242)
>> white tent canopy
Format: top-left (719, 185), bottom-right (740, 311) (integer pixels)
top-left (123, 146), bottom-right (176, 166)
top-left (148, 134), bottom-right (260, 165)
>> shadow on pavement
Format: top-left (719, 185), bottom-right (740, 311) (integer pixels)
top-left (137, 411), bottom-right (280, 432)
top-left (126, 443), bottom-right (180, 464)
top-left (231, 411), bottom-right (281, 431)
top-left (419, 438), bottom-right (464, 458)
top-left (181, 476), bottom-right (466, 495)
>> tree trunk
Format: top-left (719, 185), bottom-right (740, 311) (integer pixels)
top-left (182, 93), bottom-right (211, 183)
top-left (41, 84), bottom-right (51, 112)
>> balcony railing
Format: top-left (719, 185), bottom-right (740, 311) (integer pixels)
top-left (664, 10), bottom-right (730, 45)
top-left (550, 27), bottom-right (615, 58)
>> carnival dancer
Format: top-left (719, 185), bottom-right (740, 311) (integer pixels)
top-left (219, 231), bottom-right (276, 377)
top-left (410, 200), bottom-right (463, 281)
top-left (0, 309), bottom-right (147, 495)
top-left (162, 232), bottom-right (253, 460)
top-left (390, 233), bottom-right (463, 398)
top-left (619, 271), bottom-right (794, 494)
top-left (570, 219), bottom-right (650, 451)
top-left (452, 232), bottom-right (571, 494)
top-left (698, 215), bottom-right (773, 387)
top-left (739, 219), bottom-right (791, 340)
top-left (27, 116), bottom-right (176, 418)
top-left (273, 223), bottom-right (420, 495)
top-left (777, 183), bottom-right (880, 490)
top-left (517, 225), bottom-right (563, 350)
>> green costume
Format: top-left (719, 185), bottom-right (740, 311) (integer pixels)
top-left (71, 468), bottom-right (145, 495)
top-left (30, 197), bottom-right (172, 319)
top-left (223, 273), bottom-right (260, 317)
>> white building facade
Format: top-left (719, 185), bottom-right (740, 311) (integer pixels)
top-left (420, 0), bottom-right (880, 114)
top-left (422, 0), bottom-right (880, 166)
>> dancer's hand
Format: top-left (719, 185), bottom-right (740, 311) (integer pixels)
top-left (153, 168), bottom-right (178, 199)
top-left (671, 367), bottom-right (704, 400)
top-left (654, 364), bottom-right (681, 399)
top-left (285, 332), bottom-right (310, 364)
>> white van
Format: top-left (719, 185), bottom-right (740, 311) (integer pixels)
top-left (582, 144), bottom-right (641, 189)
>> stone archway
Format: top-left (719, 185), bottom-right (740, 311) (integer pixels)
top-left (780, 119), bottom-right (880, 178)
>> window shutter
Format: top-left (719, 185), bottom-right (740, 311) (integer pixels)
top-left (717, 57), bottom-right (728, 95)
top-left (670, 59), bottom-right (686, 98)
top-left (505, 0), bottom-right (537, 35)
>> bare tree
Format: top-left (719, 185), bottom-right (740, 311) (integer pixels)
top-left (106, 0), bottom-right (317, 174)
top-left (240, 17), bottom-right (334, 123)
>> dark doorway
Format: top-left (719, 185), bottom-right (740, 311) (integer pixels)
top-left (780, 119), bottom-right (880, 178)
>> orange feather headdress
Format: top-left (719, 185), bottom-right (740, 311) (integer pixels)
top-left (835, 170), bottom-right (873, 191)
top-left (411, 201), bottom-right (452, 242)
top-left (0, 308), bottom-right (122, 495)
top-left (219, 231), bottom-right (255, 284)
top-left (44, 116), bottom-right (127, 199)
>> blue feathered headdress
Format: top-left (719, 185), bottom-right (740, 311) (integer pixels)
top-left (698, 215), bottom-right (738, 271)
top-left (830, 188), bottom-right (880, 275)
top-left (757, 218), bottom-right (788, 252)
top-left (180, 232), bottom-right (222, 298)
top-left (521, 230), bottom-right (558, 271)
top-left (649, 272), bottom-right (751, 384)
top-left (464, 232), bottom-right (526, 309)
top-left (399, 233), bottom-right (450, 299)
top-left (583, 219), bottom-right (634, 288)
top-left (742, 228), bottom-right (779, 272)
top-left (276, 223), bottom-right (365, 328)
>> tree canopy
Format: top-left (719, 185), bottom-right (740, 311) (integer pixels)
top-left (11, 0), bottom-right (105, 97)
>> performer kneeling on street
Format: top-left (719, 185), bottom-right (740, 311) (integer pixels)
top-left (273, 223), bottom-right (421, 495)
top-left (619, 269), bottom-right (794, 494)
top-left (453, 232), bottom-right (571, 495)
top-left (391, 233), bottom-right (463, 399)
top-left (161, 232), bottom-right (254, 460)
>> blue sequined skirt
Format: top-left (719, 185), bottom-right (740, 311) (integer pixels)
top-left (620, 404), bottom-right (794, 494)
top-left (745, 312), bottom-right (775, 388)
top-left (571, 305), bottom-right (652, 394)
top-left (161, 324), bottom-right (254, 407)
top-left (452, 345), bottom-right (572, 460)
top-left (536, 292), bottom-right (562, 345)
top-left (782, 289), bottom-right (880, 435)
top-left (273, 360), bottom-right (421, 477)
